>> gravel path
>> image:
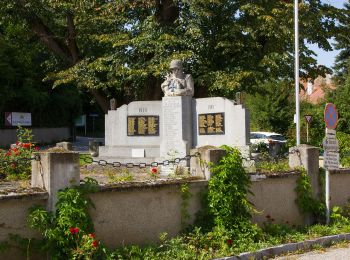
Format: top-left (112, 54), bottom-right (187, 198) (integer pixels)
top-left (275, 242), bottom-right (350, 259)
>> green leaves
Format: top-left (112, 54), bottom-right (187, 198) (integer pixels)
top-left (207, 146), bottom-right (254, 230)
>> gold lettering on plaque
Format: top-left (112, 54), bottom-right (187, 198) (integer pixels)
top-left (127, 117), bottom-right (136, 136)
top-left (138, 117), bottom-right (147, 135)
top-left (199, 115), bottom-right (207, 128)
top-left (199, 128), bottom-right (206, 134)
top-left (207, 115), bottom-right (215, 134)
top-left (215, 114), bottom-right (223, 127)
top-left (148, 117), bottom-right (157, 135)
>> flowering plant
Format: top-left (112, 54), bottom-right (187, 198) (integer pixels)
top-left (149, 167), bottom-right (159, 178)
top-left (0, 126), bottom-right (39, 179)
top-left (69, 227), bottom-right (100, 258)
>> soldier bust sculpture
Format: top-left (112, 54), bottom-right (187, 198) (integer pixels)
top-left (161, 60), bottom-right (194, 97)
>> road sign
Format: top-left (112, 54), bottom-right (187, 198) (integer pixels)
top-left (304, 115), bottom-right (312, 124)
top-left (323, 129), bottom-right (339, 170)
top-left (324, 103), bottom-right (338, 130)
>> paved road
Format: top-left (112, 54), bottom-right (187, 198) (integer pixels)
top-left (72, 136), bottom-right (104, 152)
top-left (275, 242), bottom-right (350, 259)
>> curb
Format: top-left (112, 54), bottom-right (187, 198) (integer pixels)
top-left (216, 233), bottom-right (350, 260)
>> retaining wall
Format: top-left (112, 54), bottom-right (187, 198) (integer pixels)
top-left (0, 127), bottom-right (70, 147)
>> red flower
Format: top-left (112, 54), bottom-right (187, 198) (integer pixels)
top-left (69, 227), bottom-right (79, 235)
top-left (226, 239), bottom-right (233, 246)
top-left (88, 233), bottom-right (95, 238)
top-left (21, 143), bottom-right (31, 149)
top-left (151, 167), bottom-right (158, 174)
top-left (34, 146), bottom-right (40, 151)
top-left (92, 240), bottom-right (98, 247)
top-left (11, 163), bottom-right (16, 169)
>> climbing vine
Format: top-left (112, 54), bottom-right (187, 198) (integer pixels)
top-left (295, 168), bottom-right (325, 218)
top-left (180, 183), bottom-right (192, 229)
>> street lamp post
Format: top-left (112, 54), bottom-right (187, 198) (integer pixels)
top-left (295, 0), bottom-right (300, 146)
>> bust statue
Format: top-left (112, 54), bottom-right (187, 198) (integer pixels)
top-left (161, 60), bottom-right (194, 97)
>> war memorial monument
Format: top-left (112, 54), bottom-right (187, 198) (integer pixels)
top-left (99, 60), bottom-right (250, 171)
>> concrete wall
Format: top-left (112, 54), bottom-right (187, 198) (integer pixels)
top-left (89, 180), bottom-right (206, 248)
top-left (0, 193), bottom-right (48, 259)
top-left (0, 127), bottom-right (70, 147)
top-left (249, 173), bottom-right (304, 226)
top-left (330, 170), bottom-right (350, 208)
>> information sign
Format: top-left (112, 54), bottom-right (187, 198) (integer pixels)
top-left (4, 112), bottom-right (32, 126)
top-left (304, 115), bottom-right (312, 124)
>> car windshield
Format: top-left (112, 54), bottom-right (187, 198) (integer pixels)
top-left (269, 135), bottom-right (286, 141)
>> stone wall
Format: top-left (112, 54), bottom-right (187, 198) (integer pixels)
top-left (0, 127), bottom-right (70, 147)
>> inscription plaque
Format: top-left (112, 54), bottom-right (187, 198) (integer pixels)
top-left (198, 113), bottom-right (225, 135)
top-left (127, 116), bottom-right (159, 136)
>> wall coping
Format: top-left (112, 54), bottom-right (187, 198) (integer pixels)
top-left (330, 168), bottom-right (350, 175)
top-left (250, 170), bottom-right (300, 181)
top-left (97, 178), bottom-right (208, 193)
top-left (0, 188), bottom-right (48, 201)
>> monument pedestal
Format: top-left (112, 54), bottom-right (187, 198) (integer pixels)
top-left (160, 96), bottom-right (192, 169)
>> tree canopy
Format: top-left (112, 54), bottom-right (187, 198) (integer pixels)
top-left (0, 0), bottom-right (342, 113)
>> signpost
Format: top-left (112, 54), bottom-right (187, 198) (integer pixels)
top-left (4, 112), bottom-right (32, 126)
top-left (323, 103), bottom-right (339, 224)
top-left (304, 115), bottom-right (312, 143)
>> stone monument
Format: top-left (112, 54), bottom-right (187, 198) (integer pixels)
top-left (99, 59), bottom-right (250, 173)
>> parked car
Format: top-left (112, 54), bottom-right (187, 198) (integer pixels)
top-left (250, 132), bottom-right (287, 146)
top-left (250, 132), bottom-right (287, 156)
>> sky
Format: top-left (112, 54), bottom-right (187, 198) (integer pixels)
top-left (308, 0), bottom-right (347, 68)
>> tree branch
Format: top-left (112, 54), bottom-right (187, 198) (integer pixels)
top-left (66, 12), bottom-right (79, 64)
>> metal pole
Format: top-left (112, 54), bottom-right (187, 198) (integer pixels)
top-left (295, 0), bottom-right (300, 146)
top-left (326, 169), bottom-right (330, 224)
top-left (306, 123), bottom-right (309, 143)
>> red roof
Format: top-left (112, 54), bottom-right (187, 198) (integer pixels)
top-left (300, 75), bottom-right (335, 104)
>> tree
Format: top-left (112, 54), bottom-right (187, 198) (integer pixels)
top-left (0, 1), bottom-right (341, 113)
top-left (334, 1), bottom-right (350, 80)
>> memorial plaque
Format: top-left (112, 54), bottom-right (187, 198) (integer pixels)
top-left (127, 116), bottom-right (159, 136)
top-left (198, 113), bottom-right (225, 135)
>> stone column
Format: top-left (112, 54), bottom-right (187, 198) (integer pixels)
top-left (289, 144), bottom-right (320, 199)
top-left (31, 151), bottom-right (80, 211)
top-left (190, 147), bottom-right (226, 180)
top-left (160, 96), bottom-right (193, 163)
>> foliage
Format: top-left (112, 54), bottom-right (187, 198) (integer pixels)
top-left (295, 168), bottom-right (325, 219)
top-left (246, 80), bottom-right (295, 135)
top-left (207, 146), bottom-right (256, 233)
top-left (0, 127), bottom-right (38, 180)
top-left (0, 0), bottom-right (341, 110)
top-left (27, 177), bottom-right (107, 259)
top-left (255, 159), bottom-right (291, 173)
top-left (180, 183), bottom-right (192, 229)
top-left (336, 132), bottom-right (350, 167)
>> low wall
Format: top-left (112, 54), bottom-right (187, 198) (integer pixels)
top-left (249, 172), bottom-right (304, 226)
top-left (0, 192), bottom-right (48, 259)
top-left (89, 180), bottom-right (206, 247)
top-left (0, 127), bottom-right (71, 147)
top-left (330, 169), bottom-right (350, 208)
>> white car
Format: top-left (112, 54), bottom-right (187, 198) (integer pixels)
top-left (250, 132), bottom-right (287, 146)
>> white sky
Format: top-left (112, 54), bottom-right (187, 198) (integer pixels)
top-left (308, 0), bottom-right (347, 68)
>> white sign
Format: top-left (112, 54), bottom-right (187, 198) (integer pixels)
top-left (323, 129), bottom-right (339, 170)
top-left (324, 151), bottom-right (339, 170)
top-left (5, 112), bottom-right (32, 126)
top-left (131, 149), bottom-right (145, 158)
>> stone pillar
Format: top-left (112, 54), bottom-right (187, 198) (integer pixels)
top-left (160, 96), bottom-right (193, 163)
top-left (31, 151), bottom-right (80, 211)
top-left (289, 144), bottom-right (320, 199)
top-left (56, 141), bottom-right (73, 151)
top-left (190, 146), bottom-right (226, 180)
top-left (89, 140), bottom-right (99, 157)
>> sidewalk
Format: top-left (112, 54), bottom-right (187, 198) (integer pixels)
top-left (275, 242), bottom-right (350, 259)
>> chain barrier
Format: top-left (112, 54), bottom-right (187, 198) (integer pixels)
top-left (0, 154), bottom-right (40, 170)
top-left (81, 152), bottom-right (200, 168)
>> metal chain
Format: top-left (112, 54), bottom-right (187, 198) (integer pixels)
top-left (0, 154), bottom-right (40, 168)
top-left (83, 152), bottom-right (200, 168)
